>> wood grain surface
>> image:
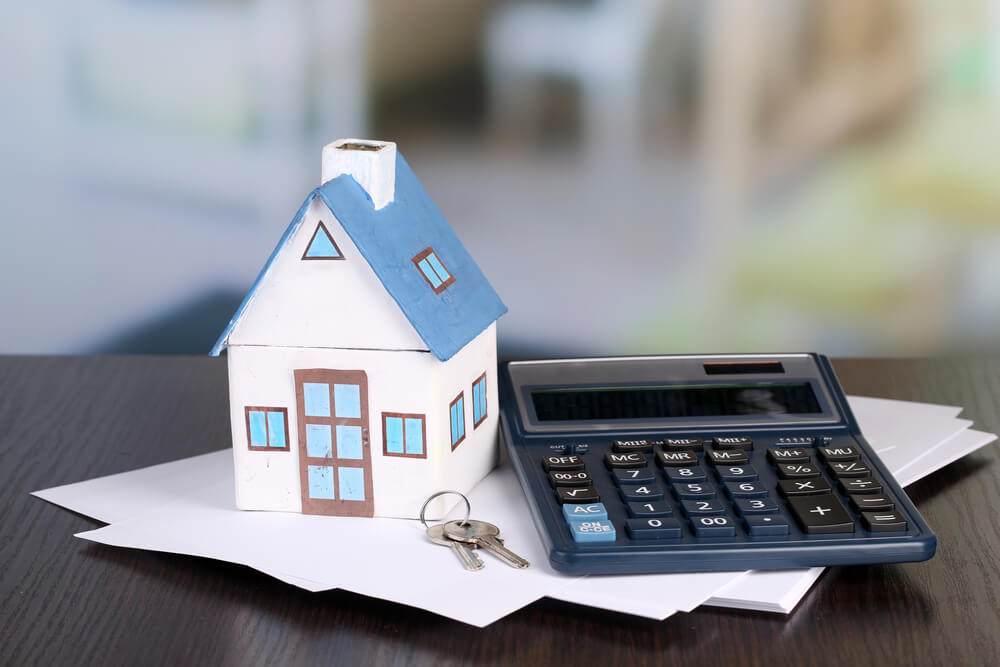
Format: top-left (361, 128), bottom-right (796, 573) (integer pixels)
top-left (1, 356), bottom-right (998, 666)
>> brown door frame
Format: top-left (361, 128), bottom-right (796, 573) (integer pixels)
top-left (294, 369), bottom-right (373, 517)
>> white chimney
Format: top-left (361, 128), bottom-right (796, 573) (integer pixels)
top-left (321, 138), bottom-right (397, 210)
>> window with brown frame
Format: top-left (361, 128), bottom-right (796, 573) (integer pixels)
top-left (245, 406), bottom-right (290, 451)
top-left (471, 372), bottom-right (488, 428)
top-left (449, 392), bottom-right (466, 449)
top-left (382, 412), bottom-right (427, 458)
top-left (412, 247), bottom-right (455, 293)
top-left (302, 221), bottom-right (345, 260)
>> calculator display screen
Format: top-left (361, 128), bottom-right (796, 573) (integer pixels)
top-left (531, 383), bottom-right (821, 422)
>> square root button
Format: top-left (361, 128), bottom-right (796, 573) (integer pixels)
top-left (569, 520), bottom-right (617, 543)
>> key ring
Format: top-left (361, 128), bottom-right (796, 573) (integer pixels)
top-left (420, 490), bottom-right (472, 529)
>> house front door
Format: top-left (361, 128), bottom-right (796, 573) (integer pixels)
top-left (294, 369), bottom-right (373, 517)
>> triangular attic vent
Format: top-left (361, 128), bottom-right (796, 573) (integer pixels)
top-left (302, 221), bottom-right (343, 260)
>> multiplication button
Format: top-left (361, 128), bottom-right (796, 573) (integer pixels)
top-left (778, 477), bottom-right (832, 497)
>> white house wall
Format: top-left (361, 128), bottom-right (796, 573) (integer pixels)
top-left (435, 322), bottom-right (501, 505)
top-left (227, 196), bottom-right (429, 352)
top-left (227, 335), bottom-right (498, 519)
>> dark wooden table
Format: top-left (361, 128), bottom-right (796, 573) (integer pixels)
top-left (2, 356), bottom-right (998, 666)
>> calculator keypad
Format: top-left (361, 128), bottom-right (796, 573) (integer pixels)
top-left (541, 433), bottom-right (906, 548)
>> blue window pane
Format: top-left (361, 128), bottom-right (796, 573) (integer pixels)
top-left (306, 424), bottom-right (332, 458)
top-left (304, 224), bottom-right (341, 258)
top-left (472, 383), bottom-right (480, 423)
top-left (426, 252), bottom-right (450, 282)
top-left (473, 378), bottom-right (487, 425)
top-left (248, 410), bottom-right (267, 447)
top-left (450, 404), bottom-right (458, 444)
top-left (334, 384), bottom-right (361, 418)
top-left (338, 467), bottom-right (365, 501)
top-left (405, 417), bottom-right (424, 455)
top-left (308, 466), bottom-right (335, 499)
top-left (418, 258), bottom-right (443, 288)
top-left (267, 411), bottom-right (286, 447)
top-left (303, 383), bottom-right (330, 417)
top-left (336, 425), bottom-right (363, 459)
top-left (385, 417), bottom-right (404, 454)
top-left (451, 398), bottom-right (465, 445)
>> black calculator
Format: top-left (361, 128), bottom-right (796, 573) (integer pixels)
top-left (499, 354), bottom-right (936, 574)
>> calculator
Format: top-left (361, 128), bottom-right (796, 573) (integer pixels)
top-left (499, 354), bottom-right (936, 574)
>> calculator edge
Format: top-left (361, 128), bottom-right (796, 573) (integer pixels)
top-left (498, 353), bottom-right (937, 575)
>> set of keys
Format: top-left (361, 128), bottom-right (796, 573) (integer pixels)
top-left (420, 491), bottom-right (531, 571)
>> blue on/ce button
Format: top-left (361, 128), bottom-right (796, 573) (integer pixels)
top-left (563, 502), bottom-right (608, 522)
top-left (569, 520), bottom-right (617, 543)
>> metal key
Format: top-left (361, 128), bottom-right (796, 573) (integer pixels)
top-left (426, 523), bottom-right (485, 571)
top-left (443, 520), bottom-right (530, 569)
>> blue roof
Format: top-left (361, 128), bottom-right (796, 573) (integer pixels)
top-left (210, 153), bottom-right (507, 361)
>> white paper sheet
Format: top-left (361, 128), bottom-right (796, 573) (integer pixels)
top-left (32, 395), bottom-right (996, 626)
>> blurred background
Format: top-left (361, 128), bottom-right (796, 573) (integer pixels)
top-left (1, 0), bottom-right (998, 358)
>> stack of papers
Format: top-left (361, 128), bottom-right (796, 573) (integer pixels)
top-left (34, 396), bottom-right (996, 626)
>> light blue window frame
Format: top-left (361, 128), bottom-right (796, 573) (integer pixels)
top-left (246, 407), bottom-right (289, 450)
top-left (472, 373), bottom-right (488, 428)
top-left (413, 247), bottom-right (455, 294)
top-left (449, 393), bottom-right (466, 449)
top-left (383, 413), bottom-right (426, 457)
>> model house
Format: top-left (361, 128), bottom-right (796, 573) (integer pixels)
top-left (210, 139), bottom-right (507, 519)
